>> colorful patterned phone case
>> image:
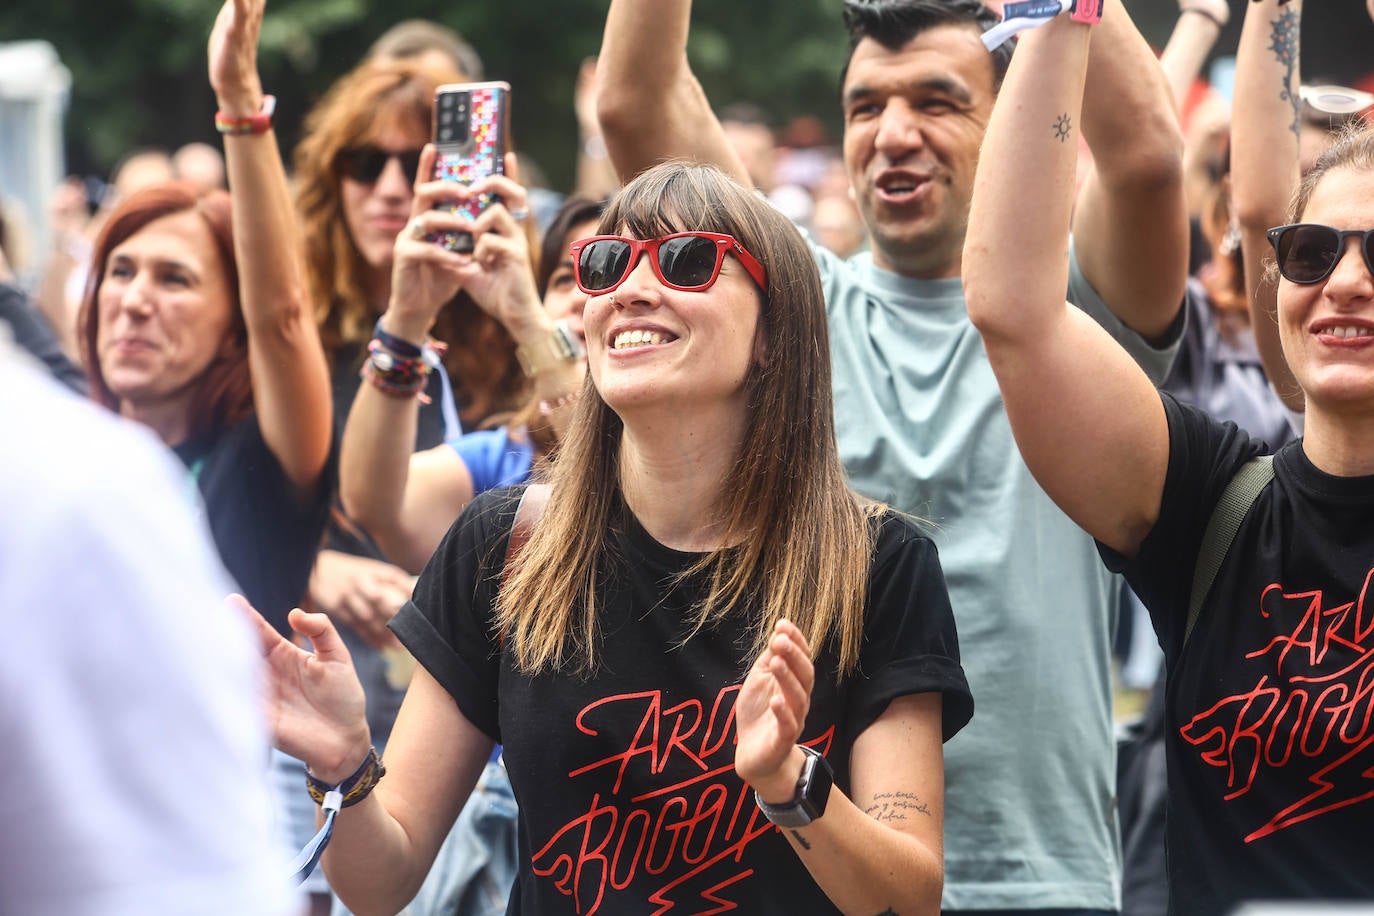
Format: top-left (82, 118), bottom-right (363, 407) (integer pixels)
top-left (431, 81), bottom-right (510, 253)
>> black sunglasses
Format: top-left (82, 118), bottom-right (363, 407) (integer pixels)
top-left (1267, 223), bottom-right (1374, 285)
top-left (334, 146), bottom-right (423, 186)
top-left (569, 233), bottom-right (767, 295)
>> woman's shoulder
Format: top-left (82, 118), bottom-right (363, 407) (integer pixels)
top-left (868, 505), bottom-right (938, 555)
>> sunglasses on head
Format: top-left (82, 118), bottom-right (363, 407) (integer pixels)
top-left (569, 232), bottom-right (767, 295)
top-left (1267, 223), bottom-right (1374, 285)
top-left (334, 146), bottom-right (423, 186)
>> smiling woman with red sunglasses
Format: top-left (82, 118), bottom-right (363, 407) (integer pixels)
top-left (964, 1), bottom-right (1374, 910)
top-left (247, 160), bottom-right (973, 915)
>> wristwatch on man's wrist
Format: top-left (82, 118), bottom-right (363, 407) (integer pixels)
top-left (753, 745), bottom-right (834, 828)
top-left (515, 319), bottom-right (583, 377)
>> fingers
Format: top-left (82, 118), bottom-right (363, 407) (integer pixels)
top-left (287, 607), bottom-right (354, 664)
top-left (410, 145), bottom-right (439, 202)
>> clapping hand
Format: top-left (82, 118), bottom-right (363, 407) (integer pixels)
top-left (735, 620), bottom-right (815, 804)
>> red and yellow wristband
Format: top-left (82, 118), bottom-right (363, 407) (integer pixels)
top-left (214, 94), bottom-right (276, 135)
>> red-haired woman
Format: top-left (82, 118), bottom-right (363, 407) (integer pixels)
top-left (76, 0), bottom-right (332, 636)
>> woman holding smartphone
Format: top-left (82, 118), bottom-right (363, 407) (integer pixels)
top-left (250, 161), bottom-right (972, 915)
top-left (963, 2), bottom-right (1374, 910)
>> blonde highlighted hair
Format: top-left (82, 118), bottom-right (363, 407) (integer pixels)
top-left (496, 162), bottom-right (880, 677)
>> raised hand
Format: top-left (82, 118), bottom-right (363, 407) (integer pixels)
top-left (735, 620), bottom-right (815, 803)
top-left (232, 594), bottom-right (372, 783)
top-left (207, 0), bottom-right (265, 116)
top-left (385, 148), bottom-right (545, 343)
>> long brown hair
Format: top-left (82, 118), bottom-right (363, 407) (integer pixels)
top-left (293, 58), bottom-right (525, 426)
top-left (488, 195), bottom-right (608, 459)
top-left (496, 162), bottom-right (879, 677)
top-left (77, 182), bottom-right (252, 442)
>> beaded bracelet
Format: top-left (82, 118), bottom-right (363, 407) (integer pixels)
top-left (306, 746), bottom-right (386, 808)
top-left (361, 336), bottom-right (448, 402)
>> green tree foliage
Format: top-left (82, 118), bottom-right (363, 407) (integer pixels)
top-left (6, 0), bottom-right (1368, 192)
top-left (2, 0), bottom-right (849, 192)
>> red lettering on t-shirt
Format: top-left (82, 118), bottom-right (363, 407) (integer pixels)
top-left (1179, 567), bottom-right (1374, 842)
top-left (533, 684), bottom-right (834, 912)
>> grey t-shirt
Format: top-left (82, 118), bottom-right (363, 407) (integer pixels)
top-left (817, 243), bottom-right (1177, 911)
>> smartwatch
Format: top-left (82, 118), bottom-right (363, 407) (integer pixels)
top-left (515, 319), bottom-right (583, 377)
top-left (753, 745), bottom-right (834, 828)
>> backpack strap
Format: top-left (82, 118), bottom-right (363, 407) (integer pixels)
top-left (1183, 454), bottom-right (1275, 649)
top-left (502, 483), bottom-right (551, 587)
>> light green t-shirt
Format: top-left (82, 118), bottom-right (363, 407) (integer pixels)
top-left (817, 244), bottom-right (1177, 911)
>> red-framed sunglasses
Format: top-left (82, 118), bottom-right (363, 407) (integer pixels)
top-left (569, 232), bottom-right (767, 295)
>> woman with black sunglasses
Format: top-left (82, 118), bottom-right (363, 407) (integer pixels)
top-left (964, 1), bottom-right (1374, 911)
top-left (247, 160), bottom-right (973, 915)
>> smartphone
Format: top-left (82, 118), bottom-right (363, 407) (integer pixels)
top-left (431, 81), bottom-right (511, 253)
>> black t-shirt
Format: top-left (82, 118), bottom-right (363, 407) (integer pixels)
top-left (174, 413), bottom-right (333, 636)
top-left (392, 487), bottom-right (972, 916)
top-left (1103, 393), bottom-right (1374, 914)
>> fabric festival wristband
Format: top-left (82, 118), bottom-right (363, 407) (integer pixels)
top-left (306, 746), bottom-right (386, 808)
top-left (982, 0), bottom-right (1100, 51)
top-left (373, 317), bottom-right (424, 358)
top-left (215, 95), bottom-right (276, 135)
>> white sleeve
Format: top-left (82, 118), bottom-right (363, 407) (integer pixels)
top-left (0, 363), bottom-right (301, 916)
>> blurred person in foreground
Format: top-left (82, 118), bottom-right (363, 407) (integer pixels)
top-left (0, 327), bottom-right (299, 916)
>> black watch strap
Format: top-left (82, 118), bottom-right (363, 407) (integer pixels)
top-left (753, 745), bottom-right (834, 828)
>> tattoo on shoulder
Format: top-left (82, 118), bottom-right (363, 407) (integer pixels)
top-left (1268, 8), bottom-right (1301, 142)
top-left (863, 790), bottom-right (932, 822)
top-left (789, 829), bottom-right (812, 850)
top-left (1053, 113), bottom-right (1072, 143)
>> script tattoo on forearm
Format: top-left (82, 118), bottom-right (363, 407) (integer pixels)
top-left (863, 791), bottom-right (932, 822)
top-left (1268, 7), bottom-right (1301, 142)
top-left (1053, 113), bottom-right (1072, 143)
top-left (790, 829), bottom-right (812, 850)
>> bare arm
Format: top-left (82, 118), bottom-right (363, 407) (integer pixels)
top-left (965, 16), bottom-right (1168, 556)
top-left (322, 668), bottom-right (493, 915)
top-left (240, 598), bottom-right (493, 915)
top-left (736, 622), bottom-right (944, 914)
top-left (595, 0), bottom-right (748, 184)
top-left (1159, 0), bottom-right (1230, 114)
top-left (1073, 0), bottom-right (1189, 341)
top-left (210, 0), bottom-right (332, 491)
top-left (1231, 0), bottom-right (1304, 412)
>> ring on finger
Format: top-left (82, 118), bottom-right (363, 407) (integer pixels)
top-left (408, 217), bottom-right (426, 240)
top-left (508, 206), bottom-right (530, 222)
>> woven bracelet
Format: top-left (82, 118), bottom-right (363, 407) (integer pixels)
top-left (306, 746), bottom-right (386, 808)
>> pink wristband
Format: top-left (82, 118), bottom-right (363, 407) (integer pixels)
top-left (1069, 0), bottom-right (1102, 25)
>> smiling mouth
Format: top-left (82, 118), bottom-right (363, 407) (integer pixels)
top-left (612, 329), bottom-right (673, 350)
top-left (1318, 325), bottom-right (1374, 340)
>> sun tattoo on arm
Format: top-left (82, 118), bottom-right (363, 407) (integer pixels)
top-left (1053, 113), bottom-right (1073, 142)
